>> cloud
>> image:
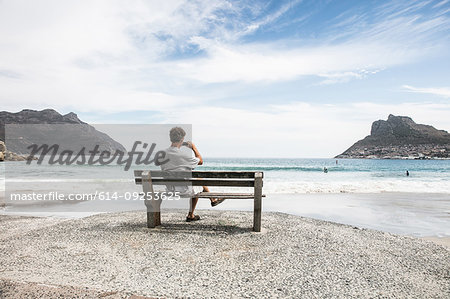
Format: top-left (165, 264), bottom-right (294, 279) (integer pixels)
top-left (402, 85), bottom-right (450, 98)
top-left (0, 0), bottom-right (449, 127)
top-left (167, 40), bottom-right (421, 83)
top-left (318, 69), bottom-right (381, 85)
top-left (0, 0), bottom-right (449, 99)
top-left (433, 0), bottom-right (450, 9)
top-left (168, 0), bottom-right (449, 84)
top-left (236, 0), bottom-right (303, 37)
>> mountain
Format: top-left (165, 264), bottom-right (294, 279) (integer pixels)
top-left (0, 109), bottom-right (126, 155)
top-left (336, 114), bottom-right (450, 159)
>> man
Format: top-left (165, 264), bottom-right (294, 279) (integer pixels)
top-left (161, 127), bottom-right (224, 222)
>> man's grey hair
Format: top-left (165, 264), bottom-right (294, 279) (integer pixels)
top-left (170, 127), bottom-right (186, 143)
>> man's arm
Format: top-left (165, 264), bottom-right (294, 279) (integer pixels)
top-left (186, 142), bottom-right (203, 165)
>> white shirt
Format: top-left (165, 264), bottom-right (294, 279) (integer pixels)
top-left (161, 146), bottom-right (200, 171)
top-left (160, 146), bottom-right (200, 196)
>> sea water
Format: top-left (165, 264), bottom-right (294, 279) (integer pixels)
top-left (202, 158), bottom-right (450, 194)
top-left (1, 158), bottom-right (449, 237)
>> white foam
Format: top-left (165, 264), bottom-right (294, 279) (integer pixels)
top-left (263, 180), bottom-right (450, 194)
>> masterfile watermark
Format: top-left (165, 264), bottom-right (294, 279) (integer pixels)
top-left (27, 141), bottom-right (169, 171)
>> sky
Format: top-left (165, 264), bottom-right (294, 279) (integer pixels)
top-left (0, 0), bottom-right (449, 157)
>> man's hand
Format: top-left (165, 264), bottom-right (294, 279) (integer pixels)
top-left (182, 141), bottom-right (193, 149)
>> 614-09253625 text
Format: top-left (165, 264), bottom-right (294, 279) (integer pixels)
top-left (8, 191), bottom-right (181, 201)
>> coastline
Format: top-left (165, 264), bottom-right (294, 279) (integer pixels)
top-left (0, 210), bottom-right (448, 298)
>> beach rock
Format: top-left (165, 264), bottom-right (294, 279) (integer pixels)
top-left (0, 140), bottom-right (34, 161)
top-left (4, 151), bottom-right (26, 161)
top-left (0, 140), bottom-right (5, 161)
top-left (336, 114), bottom-right (450, 159)
top-left (0, 109), bottom-right (126, 154)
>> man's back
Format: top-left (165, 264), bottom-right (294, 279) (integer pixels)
top-left (160, 146), bottom-right (200, 196)
top-left (161, 146), bottom-right (199, 171)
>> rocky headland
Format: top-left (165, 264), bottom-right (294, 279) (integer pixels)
top-left (336, 114), bottom-right (450, 159)
top-left (0, 109), bottom-right (125, 157)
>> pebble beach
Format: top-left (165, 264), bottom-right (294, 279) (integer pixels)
top-left (0, 210), bottom-right (449, 298)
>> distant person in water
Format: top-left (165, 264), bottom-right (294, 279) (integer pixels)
top-left (161, 127), bottom-right (224, 222)
top-left (406, 170), bottom-right (409, 176)
top-left (324, 167), bottom-right (328, 173)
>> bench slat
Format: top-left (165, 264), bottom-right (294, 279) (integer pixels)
top-left (195, 192), bottom-right (266, 199)
top-left (135, 178), bottom-right (255, 187)
top-left (134, 170), bottom-right (261, 179)
top-left (196, 192), bottom-right (254, 199)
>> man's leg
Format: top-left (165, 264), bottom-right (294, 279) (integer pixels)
top-left (202, 186), bottom-right (218, 204)
top-left (188, 196), bottom-right (199, 218)
top-left (203, 186), bottom-right (225, 207)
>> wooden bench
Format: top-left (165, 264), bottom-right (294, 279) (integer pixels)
top-left (134, 170), bottom-right (264, 232)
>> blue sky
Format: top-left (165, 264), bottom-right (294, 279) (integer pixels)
top-left (0, 0), bottom-right (449, 157)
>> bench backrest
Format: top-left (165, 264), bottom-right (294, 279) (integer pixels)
top-left (134, 170), bottom-right (263, 187)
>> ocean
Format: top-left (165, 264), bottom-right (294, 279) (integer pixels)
top-left (203, 158), bottom-right (450, 194)
top-left (1, 158), bottom-right (449, 237)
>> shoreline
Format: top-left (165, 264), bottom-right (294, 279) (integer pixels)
top-left (0, 210), bottom-right (449, 298)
